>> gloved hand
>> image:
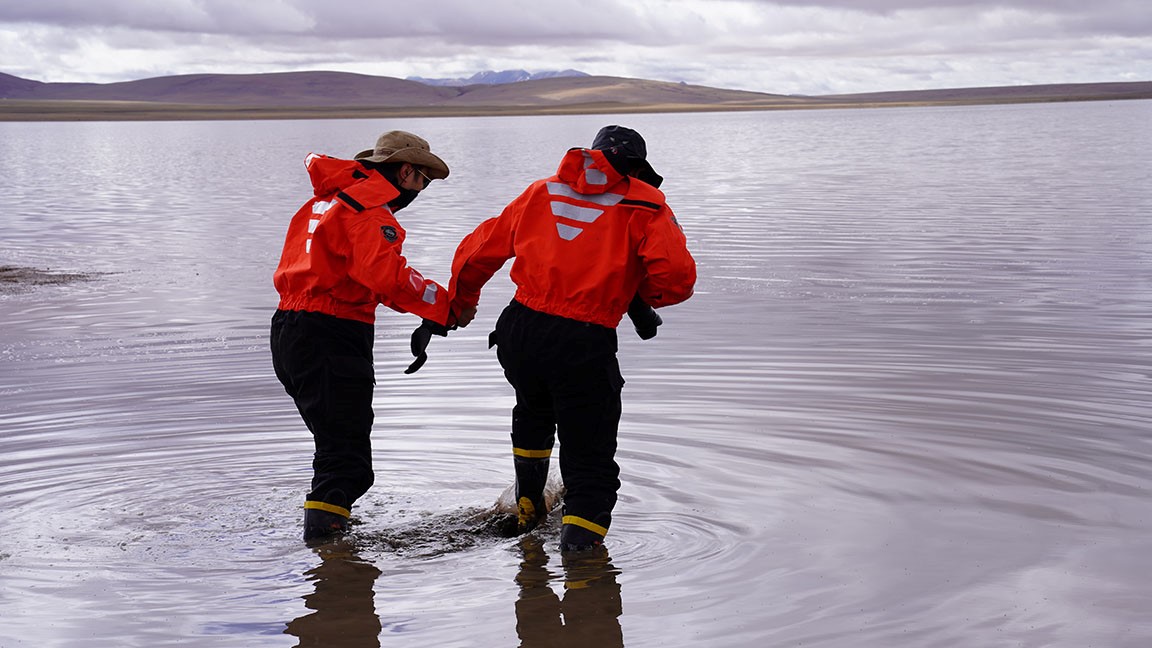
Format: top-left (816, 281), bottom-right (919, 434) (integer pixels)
top-left (627, 295), bottom-right (663, 340)
top-left (405, 319), bottom-right (452, 374)
top-left (455, 306), bottom-right (477, 328)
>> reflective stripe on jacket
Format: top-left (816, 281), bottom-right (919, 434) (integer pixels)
top-left (450, 147), bottom-right (696, 328)
top-left (273, 154), bottom-right (451, 325)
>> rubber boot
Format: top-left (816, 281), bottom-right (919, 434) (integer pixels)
top-left (559, 512), bottom-right (611, 553)
top-left (514, 453), bottom-right (550, 534)
top-left (302, 490), bottom-right (351, 545)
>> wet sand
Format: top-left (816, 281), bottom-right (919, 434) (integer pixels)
top-left (0, 265), bottom-right (99, 292)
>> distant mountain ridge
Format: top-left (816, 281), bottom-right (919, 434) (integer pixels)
top-left (1, 70), bottom-right (1149, 120)
top-left (0, 70), bottom-right (797, 107)
top-left (0, 70), bottom-right (458, 106)
top-left (407, 69), bottom-right (590, 86)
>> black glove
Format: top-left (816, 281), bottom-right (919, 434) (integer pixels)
top-left (627, 295), bottom-right (663, 340)
top-left (404, 319), bottom-right (452, 374)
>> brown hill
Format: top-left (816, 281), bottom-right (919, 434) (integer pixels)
top-left (0, 70), bottom-right (794, 107)
top-left (1, 71), bottom-right (1148, 121)
top-left (1, 71), bottom-right (460, 106)
top-left (0, 72), bottom-right (42, 96)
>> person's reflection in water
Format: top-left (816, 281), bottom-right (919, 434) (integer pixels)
top-left (514, 536), bottom-right (624, 647)
top-left (285, 539), bottom-right (383, 648)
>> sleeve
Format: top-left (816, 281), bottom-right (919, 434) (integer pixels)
top-left (637, 206), bottom-right (696, 308)
top-left (345, 211), bottom-right (452, 325)
top-left (447, 196), bottom-right (522, 311)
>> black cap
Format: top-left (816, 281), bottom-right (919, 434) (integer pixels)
top-left (591, 125), bottom-right (663, 188)
top-left (592, 125), bottom-right (648, 159)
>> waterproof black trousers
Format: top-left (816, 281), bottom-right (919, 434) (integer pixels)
top-left (493, 300), bottom-right (624, 537)
top-left (271, 310), bottom-right (376, 510)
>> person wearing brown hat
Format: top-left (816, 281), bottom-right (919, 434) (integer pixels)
top-left (271, 130), bottom-right (474, 544)
top-left (448, 125), bottom-right (696, 553)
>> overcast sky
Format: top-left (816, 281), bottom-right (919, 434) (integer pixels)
top-left (2, 0), bottom-right (1149, 95)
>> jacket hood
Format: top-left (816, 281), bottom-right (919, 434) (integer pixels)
top-left (555, 148), bottom-right (628, 195)
top-left (305, 154), bottom-right (362, 195)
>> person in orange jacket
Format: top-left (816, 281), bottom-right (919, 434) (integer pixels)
top-left (449, 125), bottom-right (696, 552)
top-left (271, 130), bottom-right (474, 544)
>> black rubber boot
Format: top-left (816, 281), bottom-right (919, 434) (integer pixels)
top-left (514, 454), bottom-right (550, 534)
top-left (559, 513), bottom-right (610, 553)
top-left (302, 490), bottom-right (351, 545)
top-left (303, 508), bottom-right (349, 544)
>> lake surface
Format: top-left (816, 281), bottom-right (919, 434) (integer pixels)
top-left (1, 100), bottom-right (1150, 647)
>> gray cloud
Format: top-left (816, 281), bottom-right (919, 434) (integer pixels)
top-left (4, 0), bottom-right (1149, 41)
top-left (1, 0), bottom-right (1148, 94)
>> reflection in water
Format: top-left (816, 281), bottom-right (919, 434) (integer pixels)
top-left (514, 537), bottom-right (624, 648)
top-left (285, 540), bottom-right (383, 648)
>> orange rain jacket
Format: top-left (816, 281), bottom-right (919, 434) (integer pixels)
top-left (274, 154), bottom-right (451, 325)
top-left (450, 147), bottom-right (696, 328)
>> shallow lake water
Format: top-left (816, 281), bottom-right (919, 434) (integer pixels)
top-left (1, 101), bottom-right (1150, 647)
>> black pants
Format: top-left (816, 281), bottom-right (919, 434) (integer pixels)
top-left (270, 310), bottom-right (376, 510)
top-left (494, 300), bottom-right (624, 535)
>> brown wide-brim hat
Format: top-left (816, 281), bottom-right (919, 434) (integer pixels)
top-left (354, 130), bottom-right (450, 179)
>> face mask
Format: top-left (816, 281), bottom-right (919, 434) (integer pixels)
top-left (370, 164), bottom-right (420, 212)
top-left (388, 187), bottom-right (420, 212)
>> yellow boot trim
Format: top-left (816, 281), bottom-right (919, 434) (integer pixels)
top-left (304, 500), bottom-right (351, 518)
top-left (562, 515), bottom-right (608, 537)
top-left (518, 497), bottom-right (537, 527)
top-left (513, 447), bottom-right (552, 459)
